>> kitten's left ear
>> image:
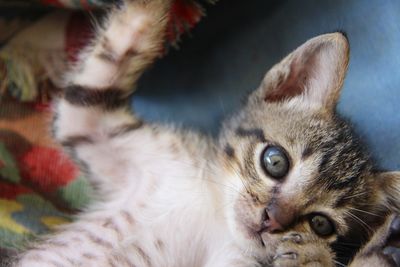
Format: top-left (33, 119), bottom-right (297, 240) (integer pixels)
top-left (256, 32), bottom-right (350, 112)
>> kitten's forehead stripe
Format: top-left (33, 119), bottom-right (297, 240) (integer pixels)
top-left (333, 193), bottom-right (352, 208)
top-left (242, 144), bottom-right (261, 181)
top-left (327, 175), bottom-right (360, 190)
top-left (319, 141), bottom-right (369, 191)
top-left (235, 127), bottom-right (266, 143)
top-left (305, 119), bottom-right (371, 192)
top-left (303, 194), bottom-right (319, 208)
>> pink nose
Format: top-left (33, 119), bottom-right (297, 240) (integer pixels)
top-left (262, 213), bottom-right (283, 233)
top-left (262, 203), bottom-right (294, 233)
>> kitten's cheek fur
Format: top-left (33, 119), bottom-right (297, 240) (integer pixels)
top-left (233, 195), bottom-right (264, 239)
top-left (222, 178), bottom-right (269, 257)
top-left (227, 181), bottom-right (282, 259)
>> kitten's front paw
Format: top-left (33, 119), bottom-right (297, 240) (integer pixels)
top-left (382, 216), bottom-right (400, 266)
top-left (272, 232), bottom-right (335, 267)
top-left (350, 214), bottom-right (400, 267)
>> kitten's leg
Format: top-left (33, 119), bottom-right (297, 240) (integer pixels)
top-left (68, 0), bottom-right (170, 90)
top-left (350, 214), bottom-right (400, 267)
top-left (15, 2), bottom-right (174, 266)
top-left (54, 0), bottom-right (172, 194)
top-left (272, 232), bottom-right (335, 267)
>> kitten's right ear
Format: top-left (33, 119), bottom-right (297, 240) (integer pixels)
top-left (254, 32), bottom-right (349, 113)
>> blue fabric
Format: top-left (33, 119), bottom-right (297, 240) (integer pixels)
top-left (135, 0), bottom-right (400, 171)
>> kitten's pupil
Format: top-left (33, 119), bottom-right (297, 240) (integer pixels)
top-left (309, 214), bottom-right (334, 236)
top-left (262, 146), bottom-right (289, 179)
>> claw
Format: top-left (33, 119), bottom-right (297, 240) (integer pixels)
top-left (282, 233), bottom-right (302, 244)
top-left (383, 246), bottom-right (397, 256)
top-left (273, 252), bottom-right (298, 261)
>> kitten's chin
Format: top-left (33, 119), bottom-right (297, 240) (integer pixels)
top-left (260, 231), bottom-right (280, 248)
top-left (234, 230), bottom-right (278, 264)
top-left (229, 220), bottom-right (275, 260)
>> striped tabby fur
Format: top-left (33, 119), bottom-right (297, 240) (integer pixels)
top-left (13, 1), bottom-right (400, 266)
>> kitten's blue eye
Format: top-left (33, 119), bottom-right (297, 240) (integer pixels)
top-left (309, 214), bottom-right (334, 236)
top-left (261, 146), bottom-right (289, 179)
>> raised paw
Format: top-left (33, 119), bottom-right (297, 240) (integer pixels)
top-left (350, 214), bottom-right (400, 267)
top-left (272, 232), bottom-right (335, 267)
top-left (383, 246), bottom-right (400, 266)
top-left (71, 0), bottom-right (172, 90)
top-left (383, 216), bottom-right (400, 266)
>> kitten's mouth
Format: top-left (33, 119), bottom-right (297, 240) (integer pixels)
top-left (256, 210), bottom-right (270, 247)
top-left (256, 210), bottom-right (284, 247)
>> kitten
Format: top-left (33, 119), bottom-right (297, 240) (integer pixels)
top-left (13, 1), bottom-right (400, 266)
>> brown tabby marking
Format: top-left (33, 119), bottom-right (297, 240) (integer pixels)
top-left (121, 210), bottom-right (135, 225)
top-left (82, 229), bottom-right (113, 249)
top-left (235, 127), bottom-right (266, 143)
top-left (50, 260), bottom-right (65, 267)
top-left (109, 252), bottom-right (137, 267)
top-left (109, 121), bottom-right (144, 137)
top-left (61, 135), bottom-right (94, 148)
top-left (46, 240), bottom-right (68, 248)
top-left (102, 218), bottom-right (122, 236)
top-left (65, 86), bottom-right (128, 109)
top-left (82, 253), bottom-right (97, 260)
top-left (241, 145), bottom-right (260, 181)
top-left (224, 143), bottom-right (236, 159)
top-left (133, 244), bottom-right (152, 267)
top-left (155, 239), bottom-right (165, 251)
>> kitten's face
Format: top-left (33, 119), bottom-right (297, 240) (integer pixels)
top-left (219, 33), bottom-right (389, 262)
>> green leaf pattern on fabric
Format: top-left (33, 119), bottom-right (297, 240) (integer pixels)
top-left (0, 143), bottom-right (21, 183)
top-left (58, 175), bottom-right (92, 210)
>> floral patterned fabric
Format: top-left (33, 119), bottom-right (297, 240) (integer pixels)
top-left (0, 0), bottom-right (215, 261)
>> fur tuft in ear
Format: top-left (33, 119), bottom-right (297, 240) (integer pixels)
top-left (259, 32), bottom-right (349, 112)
